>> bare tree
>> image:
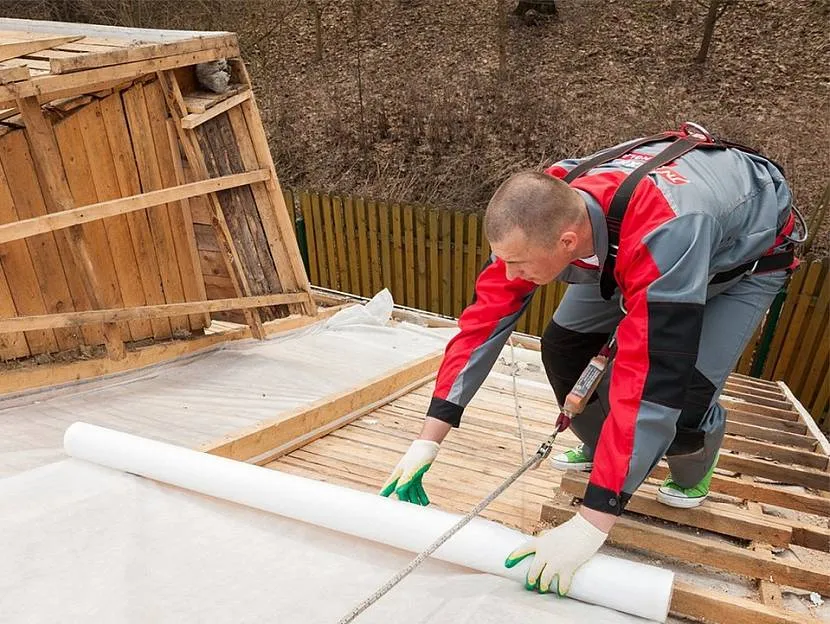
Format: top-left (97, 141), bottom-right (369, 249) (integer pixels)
top-left (308, 1), bottom-right (325, 62)
top-left (696, 0), bottom-right (735, 63)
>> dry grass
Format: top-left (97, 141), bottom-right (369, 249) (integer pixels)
top-left (3, 0), bottom-right (828, 250)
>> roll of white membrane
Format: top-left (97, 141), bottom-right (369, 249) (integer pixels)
top-left (64, 422), bottom-right (673, 622)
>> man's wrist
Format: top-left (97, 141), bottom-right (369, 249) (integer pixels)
top-left (578, 504), bottom-right (617, 534)
top-left (419, 416), bottom-right (452, 443)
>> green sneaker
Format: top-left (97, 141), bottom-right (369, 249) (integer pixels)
top-left (657, 456), bottom-right (718, 509)
top-left (549, 444), bottom-right (593, 472)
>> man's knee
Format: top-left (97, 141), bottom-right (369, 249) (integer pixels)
top-left (541, 320), bottom-right (610, 404)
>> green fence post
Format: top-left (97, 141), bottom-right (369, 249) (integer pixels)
top-left (750, 286), bottom-right (788, 378)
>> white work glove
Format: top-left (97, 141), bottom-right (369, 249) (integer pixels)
top-left (379, 439), bottom-right (439, 506)
top-left (504, 513), bottom-right (608, 595)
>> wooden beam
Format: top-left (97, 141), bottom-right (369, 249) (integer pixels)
top-left (0, 45), bottom-right (240, 108)
top-left (17, 95), bottom-right (125, 360)
top-left (203, 349), bottom-right (445, 462)
top-left (0, 293), bottom-right (308, 332)
top-left (728, 408), bottom-right (808, 435)
top-left (721, 434), bottom-right (829, 470)
top-left (0, 64), bottom-right (29, 83)
top-left (559, 472), bottom-right (793, 546)
top-left (541, 502), bottom-right (828, 593)
top-left (649, 463), bottom-right (830, 516)
top-left (0, 169), bottom-right (269, 244)
top-left (725, 420), bottom-right (817, 450)
top-left (0, 35), bottom-right (82, 63)
top-left (49, 34), bottom-right (237, 74)
top-left (0, 304), bottom-right (353, 396)
top-left (778, 380), bottom-right (830, 456)
top-left (671, 581), bottom-right (816, 624)
top-left (717, 452), bottom-right (830, 491)
top-left (721, 395), bottom-right (800, 421)
top-left (180, 89), bottom-right (251, 129)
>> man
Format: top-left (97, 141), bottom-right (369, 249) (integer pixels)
top-left (380, 123), bottom-right (801, 596)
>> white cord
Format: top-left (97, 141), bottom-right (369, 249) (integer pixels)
top-left (509, 338), bottom-right (527, 465)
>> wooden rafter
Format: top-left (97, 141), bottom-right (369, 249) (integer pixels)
top-left (203, 350), bottom-right (445, 462)
top-left (0, 169), bottom-right (269, 244)
top-left (0, 35), bottom-right (82, 63)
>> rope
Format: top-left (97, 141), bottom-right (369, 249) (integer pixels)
top-left (508, 338), bottom-right (527, 465)
top-left (337, 450), bottom-right (547, 624)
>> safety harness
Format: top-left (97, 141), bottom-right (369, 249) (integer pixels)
top-left (563, 122), bottom-right (803, 300)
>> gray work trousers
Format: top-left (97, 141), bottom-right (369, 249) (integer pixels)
top-left (540, 270), bottom-right (787, 488)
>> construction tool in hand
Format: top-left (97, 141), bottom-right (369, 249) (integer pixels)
top-left (337, 333), bottom-right (617, 624)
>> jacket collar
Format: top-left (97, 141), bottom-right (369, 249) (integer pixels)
top-left (575, 188), bottom-right (609, 268)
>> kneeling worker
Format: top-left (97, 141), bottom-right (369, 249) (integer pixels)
top-left (380, 123), bottom-right (802, 596)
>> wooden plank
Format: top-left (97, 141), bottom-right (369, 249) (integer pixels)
top-left (779, 380), bottom-right (830, 457)
top-left (0, 169), bottom-right (269, 244)
top-left (391, 203), bottom-right (405, 304)
top-left (376, 200), bottom-right (391, 294)
top-left (355, 196), bottom-right (370, 297)
top-left (158, 72), bottom-right (267, 337)
top-left (0, 130), bottom-right (80, 352)
top-left (415, 205), bottom-right (427, 310)
top-left (321, 193), bottom-right (339, 290)
top-left (18, 95), bottom-right (125, 359)
top-left (99, 91), bottom-right (172, 340)
top-left (53, 108), bottom-right (131, 342)
top-left (0, 259), bottom-right (28, 358)
top-left (721, 434), bottom-right (828, 469)
top-left (763, 268), bottom-right (807, 379)
top-left (0, 44), bottom-right (241, 107)
top-left (310, 192), bottom-right (329, 287)
top-left (235, 76), bottom-right (313, 311)
top-left (649, 463), bottom-right (830, 516)
top-left (195, 113), bottom-right (284, 321)
top-left (541, 502), bottom-right (828, 593)
top-left (365, 200), bottom-right (381, 295)
top-left (0, 304), bottom-right (350, 396)
top-left (299, 191), bottom-right (319, 285)
top-left (440, 209), bottom-right (452, 316)
top-left (344, 196), bottom-right (360, 296)
top-left (670, 581), bottom-right (816, 624)
top-left (464, 213), bottom-right (478, 308)
top-left (0, 64), bottom-right (29, 83)
top-left (716, 451), bottom-right (830, 491)
top-left (332, 195), bottom-right (350, 293)
top-left (0, 150), bottom-right (52, 355)
top-left (78, 101), bottom-right (153, 341)
top-left (452, 211), bottom-right (464, 316)
top-left (559, 472), bottom-right (793, 546)
top-left (800, 331), bottom-right (829, 409)
top-left (144, 80), bottom-right (206, 328)
top-left (203, 350), bottom-right (445, 462)
top-left (180, 89), bottom-right (251, 129)
top-left (788, 262), bottom-right (829, 396)
top-left (428, 208), bottom-right (440, 314)
top-left (403, 204), bottom-right (415, 307)
top-left (226, 105), bottom-right (306, 316)
top-left (121, 82), bottom-right (190, 334)
top-left (50, 34), bottom-right (237, 74)
top-left (721, 395), bottom-right (799, 421)
top-left (728, 408), bottom-right (808, 434)
top-left (0, 293), bottom-right (307, 331)
top-left (0, 35), bottom-right (82, 63)
top-left (773, 261), bottom-right (823, 380)
top-left (726, 420), bottom-right (817, 450)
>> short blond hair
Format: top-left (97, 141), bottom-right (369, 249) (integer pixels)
top-left (484, 170), bottom-right (585, 246)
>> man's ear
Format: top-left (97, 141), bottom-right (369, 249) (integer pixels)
top-left (559, 230), bottom-right (579, 254)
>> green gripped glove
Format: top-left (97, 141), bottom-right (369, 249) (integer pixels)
top-left (379, 439), bottom-right (440, 506)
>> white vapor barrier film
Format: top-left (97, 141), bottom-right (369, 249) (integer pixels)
top-left (56, 423), bottom-right (674, 623)
top-left (0, 290), bottom-right (454, 478)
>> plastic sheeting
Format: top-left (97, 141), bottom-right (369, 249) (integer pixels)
top-left (0, 291), bottom-right (453, 478)
top-left (0, 458), bottom-right (654, 624)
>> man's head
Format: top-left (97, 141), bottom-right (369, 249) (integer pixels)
top-left (484, 170), bottom-right (591, 284)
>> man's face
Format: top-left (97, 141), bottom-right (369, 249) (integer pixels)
top-left (490, 227), bottom-right (573, 285)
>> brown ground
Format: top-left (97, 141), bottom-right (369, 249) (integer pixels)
top-left (4, 0), bottom-right (829, 249)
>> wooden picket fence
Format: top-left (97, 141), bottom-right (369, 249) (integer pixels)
top-left (289, 189), bottom-right (829, 431)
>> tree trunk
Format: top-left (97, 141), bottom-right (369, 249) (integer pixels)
top-left (696, 0), bottom-right (723, 63)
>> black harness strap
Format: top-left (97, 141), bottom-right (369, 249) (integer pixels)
top-left (562, 126), bottom-right (790, 300)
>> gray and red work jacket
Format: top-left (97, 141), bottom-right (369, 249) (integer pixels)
top-left (426, 137), bottom-right (796, 514)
